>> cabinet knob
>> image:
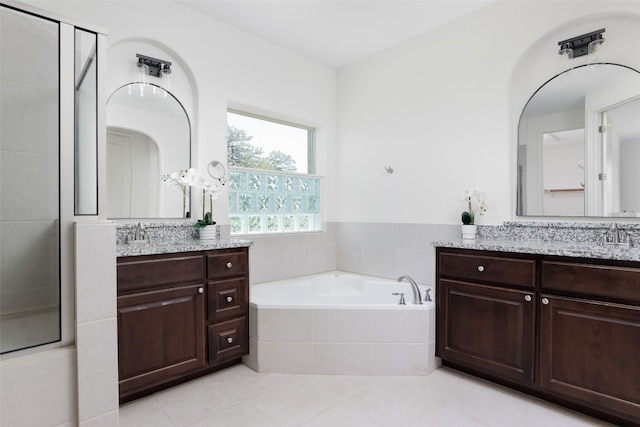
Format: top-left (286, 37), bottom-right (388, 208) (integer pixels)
top-left (226, 262), bottom-right (233, 269)
top-left (198, 287), bottom-right (204, 294)
top-left (477, 265), bottom-right (485, 272)
top-left (542, 297), bottom-right (550, 305)
top-left (226, 296), bottom-right (233, 303)
top-left (226, 337), bottom-right (234, 344)
top-left (524, 295), bottom-right (532, 302)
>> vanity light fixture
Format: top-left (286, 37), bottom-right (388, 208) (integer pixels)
top-left (134, 53), bottom-right (173, 96)
top-left (136, 53), bottom-right (172, 77)
top-left (557, 28), bottom-right (605, 64)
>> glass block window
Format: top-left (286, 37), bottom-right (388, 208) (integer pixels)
top-left (227, 110), bottom-right (321, 235)
top-left (228, 168), bottom-right (322, 234)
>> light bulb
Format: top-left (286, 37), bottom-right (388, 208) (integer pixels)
top-left (588, 38), bottom-right (605, 63)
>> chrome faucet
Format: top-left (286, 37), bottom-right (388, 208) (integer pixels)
top-left (397, 275), bottom-right (423, 305)
top-left (129, 222), bottom-right (149, 244)
top-left (601, 222), bottom-right (632, 248)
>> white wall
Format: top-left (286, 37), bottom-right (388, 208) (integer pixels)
top-left (337, 0), bottom-right (640, 225)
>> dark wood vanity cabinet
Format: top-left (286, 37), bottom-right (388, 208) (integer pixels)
top-left (436, 247), bottom-right (640, 426)
top-left (437, 250), bottom-right (536, 384)
top-left (205, 248), bottom-right (249, 364)
top-left (117, 247), bottom-right (249, 402)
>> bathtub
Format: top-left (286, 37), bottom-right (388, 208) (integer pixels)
top-left (243, 272), bottom-right (439, 376)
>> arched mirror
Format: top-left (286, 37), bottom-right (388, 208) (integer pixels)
top-left (107, 83), bottom-right (191, 218)
top-left (517, 63), bottom-right (640, 217)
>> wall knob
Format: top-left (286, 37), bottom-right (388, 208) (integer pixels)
top-left (226, 337), bottom-right (234, 344)
top-left (198, 287), bottom-right (204, 294)
top-left (542, 297), bottom-right (550, 305)
top-left (226, 296), bottom-right (233, 303)
top-left (226, 262), bottom-right (233, 269)
top-left (477, 265), bottom-right (485, 272)
top-left (524, 295), bottom-right (532, 302)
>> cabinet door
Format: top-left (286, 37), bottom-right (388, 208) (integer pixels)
top-left (539, 295), bottom-right (640, 421)
top-left (118, 283), bottom-right (205, 397)
top-left (437, 279), bottom-right (536, 383)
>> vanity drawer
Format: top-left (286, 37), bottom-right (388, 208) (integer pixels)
top-left (208, 317), bottom-right (248, 363)
top-left (208, 278), bottom-right (248, 322)
top-left (542, 261), bottom-right (640, 304)
top-left (439, 250), bottom-right (536, 288)
top-left (117, 253), bottom-right (204, 293)
top-left (206, 248), bottom-right (248, 279)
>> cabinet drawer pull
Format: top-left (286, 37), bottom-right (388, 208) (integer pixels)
top-left (542, 297), bottom-right (550, 305)
top-left (198, 287), bottom-right (204, 294)
top-left (524, 295), bottom-right (532, 302)
top-left (226, 337), bottom-right (234, 344)
top-left (226, 296), bottom-right (233, 303)
top-left (477, 265), bottom-right (484, 272)
top-left (226, 262), bottom-right (233, 269)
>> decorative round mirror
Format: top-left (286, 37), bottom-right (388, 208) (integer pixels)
top-left (107, 83), bottom-right (191, 218)
top-left (517, 63), bottom-right (640, 217)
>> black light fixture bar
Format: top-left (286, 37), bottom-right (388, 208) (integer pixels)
top-left (136, 53), bottom-right (172, 77)
top-left (558, 28), bottom-right (605, 58)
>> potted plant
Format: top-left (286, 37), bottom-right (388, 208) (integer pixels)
top-left (195, 175), bottom-right (222, 240)
top-left (461, 189), bottom-right (487, 239)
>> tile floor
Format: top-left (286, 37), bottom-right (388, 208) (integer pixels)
top-left (119, 364), bottom-right (613, 427)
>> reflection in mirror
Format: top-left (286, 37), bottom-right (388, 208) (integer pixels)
top-left (107, 83), bottom-right (190, 218)
top-left (517, 63), bottom-right (640, 217)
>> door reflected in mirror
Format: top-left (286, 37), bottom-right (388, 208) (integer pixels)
top-left (107, 83), bottom-right (190, 218)
top-left (517, 63), bottom-right (640, 217)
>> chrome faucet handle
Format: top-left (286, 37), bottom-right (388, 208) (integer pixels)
top-left (392, 292), bottom-right (406, 305)
top-left (424, 288), bottom-right (432, 302)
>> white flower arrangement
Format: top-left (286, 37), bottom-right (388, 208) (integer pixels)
top-left (161, 168), bottom-right (223, 224)
top-left (461, 188), bottom-right (487, 225)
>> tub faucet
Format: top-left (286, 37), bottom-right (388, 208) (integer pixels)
top-left (397, 275), bottom-right (423, 305)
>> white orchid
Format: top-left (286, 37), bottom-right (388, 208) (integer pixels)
top-left (461, 188), bottom-right (487, 225)
top-left (161, 167), bottom-right (225, 222)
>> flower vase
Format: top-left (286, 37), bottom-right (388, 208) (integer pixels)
top-left (461, 224), bottom-right (477, 240)
top-left (199, 225), bottom-right (220, 241)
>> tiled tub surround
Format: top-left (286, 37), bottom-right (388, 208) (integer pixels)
top-left (440, 221), bottom-right (640, 261)
top-left (243, 272), bottom-right (438, 376)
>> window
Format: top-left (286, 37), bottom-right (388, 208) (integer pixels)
top-left (227, 110), bottom-right (322, 234)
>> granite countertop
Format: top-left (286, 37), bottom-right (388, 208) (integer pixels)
top-left (432, 238), bottom-right (640, 262)
top-left (117, 238), bottom-right (253, 257)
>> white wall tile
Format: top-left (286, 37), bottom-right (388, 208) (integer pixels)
top-left (0, 348), bottom-right (77, 426)
top-left (395, 248), bottom-right (434, 285)
top-left (277, 245), bottom-right (310, 279)
top-left (371, 344), bottom-right (432, 375)
top-left (336, 222), bottom-right (366, 245)
top-left (307, 243), bottom-right (337, 274)
top-left (371, 309), bottom-right (430, 343)
top-left (314, 309), bottom-right (371, 343)
top-left (314, 343), bottom-right (371, 375)
top-left (362, 246), bottom-right (396, 279)
top-left (337, 244), bottom-right (363, 273)
top-left (257, 309), bottom-right (313, 342)
top-left (76, 318), bottom-right (119, 423)
top-left (75, 223), bottom-right (116, 323)
top-left (397, 224), bottom-right (439, 250)
top-left (362, 223), bottom-right (397, 247)
top-left (249, 247), bottom-right (279, 284)
top-left (257, 341), bottom-right (314, 374)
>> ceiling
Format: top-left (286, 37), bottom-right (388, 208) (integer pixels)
top-left (175, 0), bottom-right (496, 69)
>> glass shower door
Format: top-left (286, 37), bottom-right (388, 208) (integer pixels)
top-left (0, 5), bottom-right (60, 353)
